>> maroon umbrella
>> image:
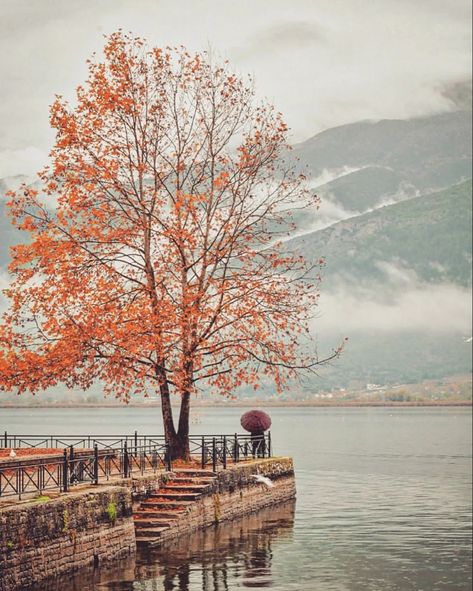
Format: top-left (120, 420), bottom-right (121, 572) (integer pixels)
top-left (240, 410), bottom-right (272, 434)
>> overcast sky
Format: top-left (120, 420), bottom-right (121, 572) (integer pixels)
top-left (0, 0), bottom-right (471, 177)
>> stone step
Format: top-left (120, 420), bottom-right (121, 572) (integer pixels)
top-left (163, 484), bottom-right (210, 493)
top-left (141, 499), bottom-right (193, 509)
top-left (150, 492), bottom-right (202, 501)
top-left (171, 477), bottom-right (216, 484)
top-left (136, 536), bottom-right (162, 545)
top-left (134, 509), bottom-right (185, 518)
top-left (133, 469), bottom-right (219, 546)
top-left (173, 469), bottom-right (217, 478)
top-left (135, 526), bottom-right (171, 537)
top-left (134, 518), bottom-right (176, 528)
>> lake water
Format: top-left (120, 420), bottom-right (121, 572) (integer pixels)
top-left (1, 406), bottom-right (472, 590)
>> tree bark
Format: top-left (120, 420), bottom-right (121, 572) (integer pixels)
top-left (173, 390), bottom-right (191, 460)
top-left (157, 374), bottom-right (192, 460)
top-left (159, 382), bottom-right (176, 443)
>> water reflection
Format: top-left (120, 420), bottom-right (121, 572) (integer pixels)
top-left (13, 408), bottom-right (472, 591)
top-left (35, 500), bottom-right (295, 591)
top-left (134, 500), bottom-right (295, 591)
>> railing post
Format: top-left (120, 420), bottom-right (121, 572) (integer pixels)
top-left (3, 431), bottom-right (7, 448)
top-left (123, 441), bottom-right (129, 478)
top-left (268, 431), bottom-right (272, 457)
top-left (166, 443), bottom-right (172, 472)
top-left (62, 449), bottom-right (69, 492)
top-left (69, 445), bottom-right (75, 484)
top-left (93, 444), bottom-right (99, 485)
top-left (223, 436), bottom-right (227, 470)
top-left (152, 447), bottom-right (158, 472)
top-left (212, 438), bottom-right (217, 472)
top-left (244, 441), bottom-right (248, 459)
top-left (39, 463), bottom-right (44, 493)
top-left (233, 433), bottom-right (238, 463)
top-left (201, 436), bottom-right (205, 469)
top-left (134, 430), bottom-right (138, 456)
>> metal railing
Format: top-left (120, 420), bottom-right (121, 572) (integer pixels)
top-left (0, 441), bottom-right (171, 500)
top-left (190, 433), bottom-right (272, 471)
top-left (0, 431), bottom-right (272, 500)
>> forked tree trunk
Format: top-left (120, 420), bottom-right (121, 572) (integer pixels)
top-left (159, 381), bottom-right (191, 461)
top-left (175, 391), bottom-right (191, 460)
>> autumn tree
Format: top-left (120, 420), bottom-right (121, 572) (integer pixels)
top-left (0, 32), bottom-right (341, 458)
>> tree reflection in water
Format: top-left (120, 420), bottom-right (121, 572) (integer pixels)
top-left (135, 499), bottom-right (295, 591)
top-left (32, 500), bottom-right (295, 591)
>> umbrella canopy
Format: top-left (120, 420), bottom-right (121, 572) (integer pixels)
top-left (240, 410), bottom-right (272, 434)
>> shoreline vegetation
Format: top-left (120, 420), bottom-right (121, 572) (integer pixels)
top-left (0, 401), bottom-right (471, 409)
top-left (1, 376), bottom-right (470, 409)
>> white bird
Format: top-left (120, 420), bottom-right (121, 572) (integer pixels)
top-left (464, 336), bottom-right (472, 343)
top-left (251, 474), bottom-right (274, 488)
top-left (9, 449), bottom-right (17, 458)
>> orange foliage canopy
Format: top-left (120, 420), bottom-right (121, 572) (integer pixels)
top-left (0, 33), bottom-right (342, 442)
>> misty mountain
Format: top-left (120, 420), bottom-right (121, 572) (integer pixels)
top-left (0, 111), bottom-right (471, 391)
top-left (287, 180), bottom-right (472, 289)
top-left (286, 180), bottom-right (472, 389)
top-left (293, 110), bottom-right (472, 213)
top-left (0, 180), bottom-right (24, 267)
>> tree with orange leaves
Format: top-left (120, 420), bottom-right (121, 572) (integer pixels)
top-left (0, 32), bottom-right (342, 458)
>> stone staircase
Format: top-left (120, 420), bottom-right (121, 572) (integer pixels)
top-left (134, 469), bottom-right (217, 545)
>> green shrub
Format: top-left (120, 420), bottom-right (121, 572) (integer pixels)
top-left (106, 501), bottom-right (117, 523)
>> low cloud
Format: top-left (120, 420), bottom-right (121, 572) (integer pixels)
top-left (314, 281), bottom-right (472, 334)
top-left (0, 147), bottom-right (47, 178)
top-left (309, 166), bottom-right (369, 189)
top-left (233, 21), bottom-right (326, 60)
top-left (0, 268), bottom-right (11, 316)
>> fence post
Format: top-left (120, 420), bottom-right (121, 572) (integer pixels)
top-left (134, 430), bottom-right (138, 456)
top-left (233, 433), bottom-right (238, 463)
top-left (201, 436), bottom-right (205, 469)
top-left (244, 441), bottom-right (248, 459)
top-left (123, 441), bottom-right (129, 478)
top-left (152, 447), bottom-right (158, 472)
top-left (223, 436), bottom-right (227, 470)
top-left (62, 449), bottom-right (68, 492)
top-left (93, 444), bottom-right (99, 485)
top-left (166, 443), bottom-right (172, 472)
top-left (212, 438), bottom-right (217, 472)
top-left (268, 431), bottom-right (272, 457)
top-left (3, 431), bottom-right (7, 448)
top-left (69, 445), bottom-right (75, 484)
top-left (39, 463), bottom-right (44, 493)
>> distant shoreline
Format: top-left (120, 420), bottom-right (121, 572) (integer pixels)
top-left (0, 400), bottom-right (471, 409)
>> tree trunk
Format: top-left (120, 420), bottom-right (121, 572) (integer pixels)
top-left (168, 431), bottom-right (191, 461)
top-left (158, 384), bottom-right (192, 461)
top-left (160, 391), bottom-right (176, 442)
top-left (159, 376), bottom-right (176, 443)
top-left (172, 391), bottom-right (191, 461)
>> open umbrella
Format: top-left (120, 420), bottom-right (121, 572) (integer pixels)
top-left (240, 410), bottom-right (272, 434)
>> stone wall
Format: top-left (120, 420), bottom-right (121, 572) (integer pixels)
top-left (158, 457), bottom-right (296, 544)
top-left (0, 487), bottom-right (135, 591)
top-left (0, 458), bottom-right (296, 589)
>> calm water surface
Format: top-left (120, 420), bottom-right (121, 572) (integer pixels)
top-left (1, 406), bottom-right (471, 591)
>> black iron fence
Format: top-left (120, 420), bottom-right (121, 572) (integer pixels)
top-left (190, 433), bottom-right (271, 471)
top-left (0, 441), bottom-right (171, 500)
top-left (0, 432), bottom-right (272, 500)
